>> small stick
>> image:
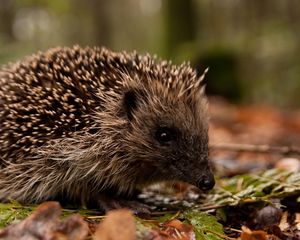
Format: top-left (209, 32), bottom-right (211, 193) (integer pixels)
top-left (199, 204), bottom-right (226, 211)
top-left (209, 143), bottom-right (300, 156)
top-left (225, 227), bottom-right (243, 233)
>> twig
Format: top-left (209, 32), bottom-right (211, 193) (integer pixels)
top-left (210, 143), bottom-right (300, 156)
top-left (148, 210), bottom-right (177, 216)
top-left (199, 204), bottom-right (227, 211)
top-left (85, 215), bottom-right (105, 219)
top-left (225, 227), bottom-right (242, 233)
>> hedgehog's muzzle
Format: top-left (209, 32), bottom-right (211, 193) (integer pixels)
top-left (195, 170), bottom-right (215, 192)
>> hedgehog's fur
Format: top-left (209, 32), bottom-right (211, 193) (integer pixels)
top-left (0, 46), bottom-right (214, 206)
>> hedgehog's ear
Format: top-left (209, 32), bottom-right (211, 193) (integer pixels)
top-left (122, 89), bottom-right (139, 121)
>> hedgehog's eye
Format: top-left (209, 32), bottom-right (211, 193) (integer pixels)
top-left (155, 127), bottom-right (174, 144)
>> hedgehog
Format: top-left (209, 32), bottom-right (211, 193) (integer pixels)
top-left (0, 46), bottom-right (214, 212)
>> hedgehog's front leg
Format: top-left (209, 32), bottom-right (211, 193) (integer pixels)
top-left (92, 191), bottom-right (151, 215)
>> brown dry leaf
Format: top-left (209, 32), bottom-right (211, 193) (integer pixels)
top-left (55, 214), bottom-right (89, 240)
top-left (278, 212), bottom-right (289, 232)
top-left (0, 201), bottom-right (89, 240)
top-left (94, 209), bottom-right (136, 240)
top-left (156, 219), bottom-right (195, 240)
top-left (240, 226), bottom-right (268, 240)
top-left (295, 213), bottom-right (300, 230)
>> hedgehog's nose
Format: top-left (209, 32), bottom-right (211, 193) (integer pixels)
top-left (196, 173), bottom-right (215, 192)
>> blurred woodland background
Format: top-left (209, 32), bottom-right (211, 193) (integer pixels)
top-left (1, 0), bottom-right (300, 107)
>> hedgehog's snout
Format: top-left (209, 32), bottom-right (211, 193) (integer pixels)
top-left (196, 171), bottom-right (215, 192)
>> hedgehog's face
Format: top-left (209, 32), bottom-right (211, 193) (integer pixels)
top-left (121, 87), bottom-right (215, 192)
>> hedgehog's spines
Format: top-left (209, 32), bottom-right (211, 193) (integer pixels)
top-left (0, 45), bottom-right (210, 204)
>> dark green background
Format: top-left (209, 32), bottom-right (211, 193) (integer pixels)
top-left (1, 0), bottom-right (300, 107)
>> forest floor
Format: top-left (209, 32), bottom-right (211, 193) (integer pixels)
top-left (1, 97), bottom-right (300, 240)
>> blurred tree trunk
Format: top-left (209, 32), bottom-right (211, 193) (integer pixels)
top-left (71, 0), bottom-right (112, 47)
top-left (0, 0), bottom-right (15, 42)
top-left (88, 0), bottom-right (112, 46)
top-left (163, 0), bottom-right (197, 58)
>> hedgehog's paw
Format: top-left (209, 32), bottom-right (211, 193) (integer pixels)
top-left (96, 194), bottom-right (151, 216)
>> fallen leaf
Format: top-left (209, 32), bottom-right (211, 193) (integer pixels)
top-left (278, 212), bottom-right (289, 231)
top-left (295, 213), bottom-right (300, 230)
top-left (183, 210), bottom-right (225, 240)
top-left (160, 219), bottom-right (195, 240)
top-left (240, 226), bottom-right (267, 240)
top-left (0, 201), bottom-right (88, 240)
top-left (94, 209), bottom-right (136, 240)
